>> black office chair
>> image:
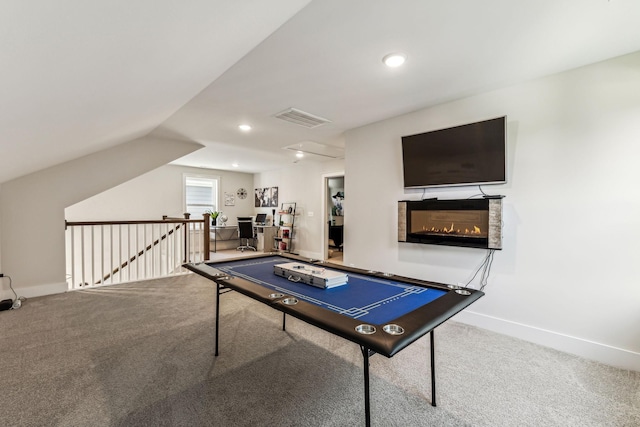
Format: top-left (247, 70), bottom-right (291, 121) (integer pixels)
top-left (237, 217), bottom-right (256, 251)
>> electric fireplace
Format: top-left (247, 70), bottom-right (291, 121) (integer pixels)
top-left (398, 198), bottom-right (503, 249)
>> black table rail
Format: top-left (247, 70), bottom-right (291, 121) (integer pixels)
top-left (184, 253), bottom-right (484, 427)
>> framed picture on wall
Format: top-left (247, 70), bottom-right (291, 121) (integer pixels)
top-left (269, 186), bottom-right (278, 207)
top-left (255, 187), bottom-right (279, 207)
top-left (224, 192), bottom-right (235, 206)
top-left (255, 187), bottom-right (266, 207)
top-left (255, 188), bottom-right (265, 208)
top-left (254, 188), bottom-right (261, 207)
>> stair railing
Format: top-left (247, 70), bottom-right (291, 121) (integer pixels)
top-left (65, 213), bottom-right (210, 290)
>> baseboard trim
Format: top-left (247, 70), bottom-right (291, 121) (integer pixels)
top-left (14, 281), bottom-right (68, 299)
top-left (454, 310), bottom-right (640, 372)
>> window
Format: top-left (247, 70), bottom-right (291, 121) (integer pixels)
top-left (184, 175), bottom-right (219, 218)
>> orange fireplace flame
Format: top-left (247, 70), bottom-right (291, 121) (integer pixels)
top-left (422, 224), bottom-right (482, 235)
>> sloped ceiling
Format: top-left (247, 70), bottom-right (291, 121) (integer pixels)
top-left (0, 0), bottom-right (310, 183)
top-left (2, 0), bottom-right (640, 183)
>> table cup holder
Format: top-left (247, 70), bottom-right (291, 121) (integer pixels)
top-left (355, 324), bottom-right (376, 335)
top-left (383, 324), bottom-right (405, 335)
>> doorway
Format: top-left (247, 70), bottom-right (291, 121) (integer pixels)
top-left (323, 174), bottom-right (344, 263)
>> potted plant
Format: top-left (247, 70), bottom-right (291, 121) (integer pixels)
top-left (205, 210), bottom-right (220, 226)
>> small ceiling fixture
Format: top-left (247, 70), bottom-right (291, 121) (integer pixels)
top-left (232, 163), bottom-right (239, 168)
top-left (382, 52), bottom-right (407, 68)
top-left (282, 140), bottom-right (344, 159)
top-left (238, 124), bottom-right (252, 131)
top-left (296, 151), bottom-right (304, 159)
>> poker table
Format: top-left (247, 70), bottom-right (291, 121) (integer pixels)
top-left (184, 253), bottom-right (483, 426)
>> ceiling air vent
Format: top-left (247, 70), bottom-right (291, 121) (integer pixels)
top-left (274, 108), bottom-right (331, 128)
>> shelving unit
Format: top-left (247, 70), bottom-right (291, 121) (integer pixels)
top-left (273, 202), bottom-right (296, 253)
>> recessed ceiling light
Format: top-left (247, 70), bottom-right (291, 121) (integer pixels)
top-left (382, 53), bottom-right (407, 68)
top-left (238, 124), bottom-right (251, 131)
top-left (232, 163), bottom-right (239, 168)
top-left (296, 151), bottom-right (304, 159)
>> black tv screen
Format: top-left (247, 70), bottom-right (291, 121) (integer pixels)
top-left (401, 116), bottom-right (506, 188)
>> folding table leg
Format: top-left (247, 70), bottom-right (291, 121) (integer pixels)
top-left (215, 282), bottom-right (220, 356)
top-left (360, 346), bottom-right (372, 427)
top-left (430, 330), bottom-right (436, 407)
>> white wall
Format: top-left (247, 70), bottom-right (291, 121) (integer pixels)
top-left (66, 165), bottom-right (254, 224)
top-left (343, 51), bottom-right (640, 370)
top-left (0, 188), bottom-right (3, 274)
top-left (0, 136), bottom-right (202, 300)
top-left (255, 159), bottom-right (344, 259)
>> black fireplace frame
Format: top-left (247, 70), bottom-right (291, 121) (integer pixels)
top-left (398, 198), bottom-right (503, 250)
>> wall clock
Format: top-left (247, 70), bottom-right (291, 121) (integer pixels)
top-left (237, 188), bottom-right (248, 199)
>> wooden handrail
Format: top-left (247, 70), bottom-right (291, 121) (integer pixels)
top-left (66, 219), bottom-right (202, 227)
top-left (66, 212), bottom-right (200, 228)
top-left (66, 214), bottom-right (211, 288)
top-left (66, 213), bottom-right (210, 259)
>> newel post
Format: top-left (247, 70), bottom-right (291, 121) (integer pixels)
top-left (183, 213), bottom-right (191, 263)
top-left (203, 213), bottom-right (210, 260)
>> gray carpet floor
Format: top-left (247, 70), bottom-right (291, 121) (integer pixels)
top-left (1, 274), bottom-right (638, 426)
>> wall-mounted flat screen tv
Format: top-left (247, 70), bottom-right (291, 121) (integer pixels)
top-left (401, 116), bottom-right (506, 188)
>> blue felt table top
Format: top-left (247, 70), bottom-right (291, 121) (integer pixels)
top-left (209, 256), bottom-right (446, 325)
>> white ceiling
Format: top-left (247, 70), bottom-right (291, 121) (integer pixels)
top-left (2, 0), bottom-right (640, 183)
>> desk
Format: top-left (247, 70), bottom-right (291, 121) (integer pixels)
top-left (210, 226), bottom-right (238, 252)
top-left (254, 225), bottom-right (277, 251)
top-left (184, 253), bottom-right (483, 426)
